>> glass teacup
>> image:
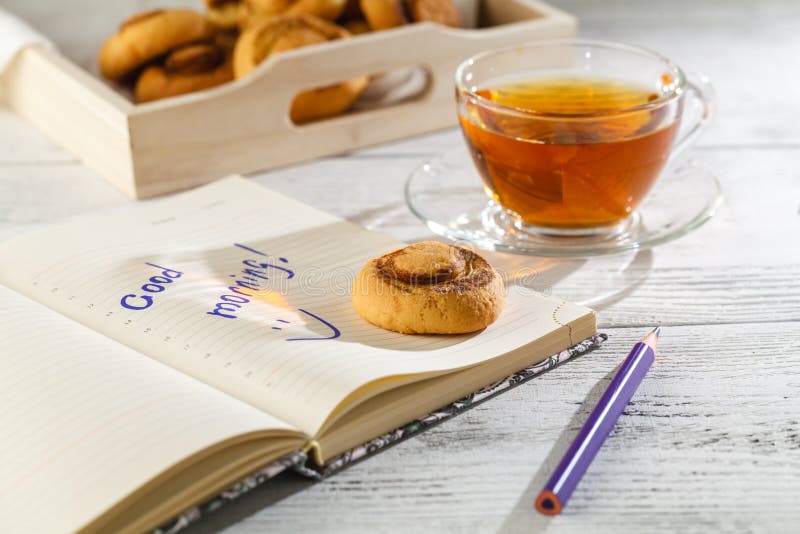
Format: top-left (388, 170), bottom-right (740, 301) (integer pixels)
top-left (456, 40), bottom-right (713, 236)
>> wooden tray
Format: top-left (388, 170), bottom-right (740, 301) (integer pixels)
top-left (2, 0), bottom-right (575, 199)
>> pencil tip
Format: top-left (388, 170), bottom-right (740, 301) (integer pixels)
top-left (651, 326), bottom-right (661, 338)
top-left (642, 326), bottom-right (661, 351)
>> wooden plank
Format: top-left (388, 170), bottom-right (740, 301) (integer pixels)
top-left (255, 142), bottom-right (791, 333)
top-left (1, 145), bottom-right (797, 326)
top-left (3, 0), bottom-right (796, 182)
top-left (191, 321), bottom-right (800, 533)
top-left (355, 0), bottom-right (800, 157)
top-left (248, 144), bottom-right (800, 266)
top-left (2, 0), bottom-right (797, 164)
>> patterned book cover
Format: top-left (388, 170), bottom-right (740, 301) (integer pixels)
top-left (155, 333), bottom-right (607, 534)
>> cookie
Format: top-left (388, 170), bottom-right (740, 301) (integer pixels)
top-left (241, 0), bottom-right (347, 25)
top-left (407, 0), bottom-right (460, 27)
top-left (359, 0), bottom-right (408, 30)
top-left (359, 0), bottom-right (460, 31)
top-left (98, 9), bottom-right (211, 81)
top-left (352, 241), bottom-right (505, 334)
top-left (134, 43), bottom-right (234, 103)
top-left (233, 14), bottom-right (368, 123)
top-left (343, 18), bottom-right (371, 35)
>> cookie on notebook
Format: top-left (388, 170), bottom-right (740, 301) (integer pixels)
top-left (134, 43), bottom-right (234, 103)
top-left (98, 9), bottom-right (211, 81)
top-left (352, 241), bottom-right (505, 334)
top-left (233, 14), bottom-right (367, 123)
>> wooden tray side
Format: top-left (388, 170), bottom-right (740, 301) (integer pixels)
top-left (127, 0), bottom-right (575, 199)
top-left (2, 47), bottom-right (136, 197)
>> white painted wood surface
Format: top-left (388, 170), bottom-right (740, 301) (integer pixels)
top-left (0, 1), bottom-right (798, 533)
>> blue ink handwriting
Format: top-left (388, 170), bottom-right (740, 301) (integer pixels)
top-left (120, 263), bottom-right (183, 311)
top-left (285, 309), bottom-right (341, 341)
top-left (207, 243), bottom-right (295, 319)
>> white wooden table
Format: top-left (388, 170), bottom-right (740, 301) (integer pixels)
top-left (2, 1), bottom-right (799, 532)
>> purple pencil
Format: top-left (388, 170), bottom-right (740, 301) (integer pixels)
top-left (535, 326), bottom-right (660, 515)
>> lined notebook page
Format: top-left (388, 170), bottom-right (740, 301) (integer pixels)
top-left (0, 285), bottom-right (299, 534)
top-left (0, 177), bottom-right (592, 436)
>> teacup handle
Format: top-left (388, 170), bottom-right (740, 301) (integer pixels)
top-left (670, 72), bottom-right (715, 161)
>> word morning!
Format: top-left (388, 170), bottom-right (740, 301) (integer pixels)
top-left (119, 243), bottom-right (293, 318)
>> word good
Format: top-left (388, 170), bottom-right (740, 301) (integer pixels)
top-left (120, 263), bottom-right (183, 310)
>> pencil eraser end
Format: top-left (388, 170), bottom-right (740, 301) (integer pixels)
top-left (535, 490), bottom-right (562, 516)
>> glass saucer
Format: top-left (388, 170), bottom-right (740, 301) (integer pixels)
top-left (405, 147), bottom-right (722, 257)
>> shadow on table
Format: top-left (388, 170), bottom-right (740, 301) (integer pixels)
top-left (186, 470), bottom-right (315, 533)
top-left (487, 247), bottom-right (654, 311)
top-left (185, 361), bottom-right (622, 533)
top-left (497, 365), bottom-right (621, 533)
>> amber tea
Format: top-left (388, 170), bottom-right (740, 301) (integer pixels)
top-left (459, 77), bottom-right (680, 229)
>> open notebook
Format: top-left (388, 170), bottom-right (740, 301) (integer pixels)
top-left (0, 177), bottom-right (596, 533)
